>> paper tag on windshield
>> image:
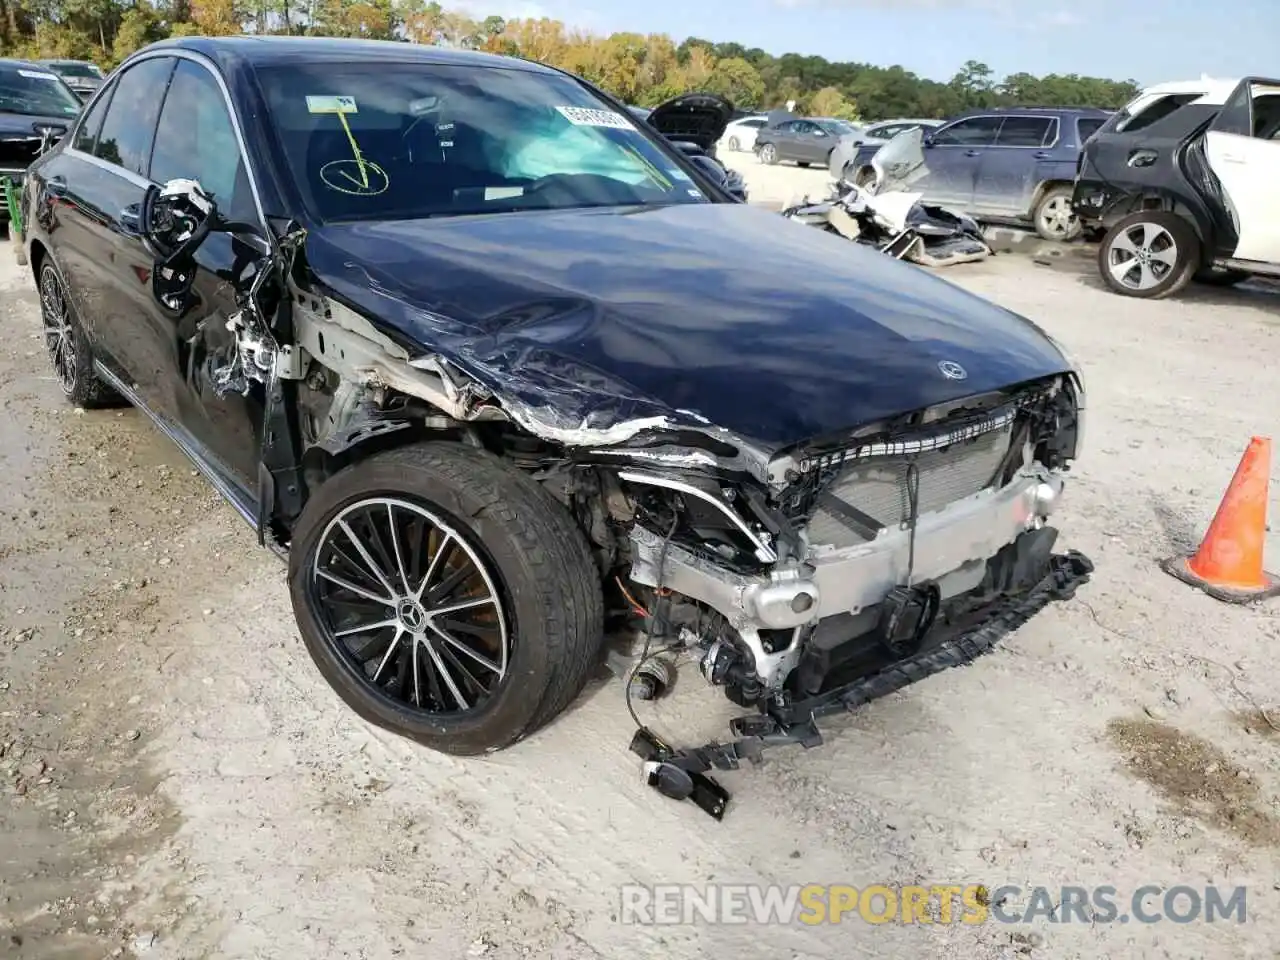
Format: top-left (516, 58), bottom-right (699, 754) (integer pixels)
top-left (306, 95), bottom-right (358, 114)
top-left (555, 106), bottom-right (634, 130)
top-left (18, 70), bottom-right (59, 81)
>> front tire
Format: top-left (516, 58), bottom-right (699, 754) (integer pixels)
top-left (1098, 211), bottom-right (1198, 299)
top-left (1032, 185), bottom-right (1081, 242)
top-left (288, 442), bottom-right (605, 756)
top-left (37, 257), bottom-right (122, 408)
top-left (758, 143), bottom-right (778, 165)
top-left (726, 135), bottom-right (740, 152)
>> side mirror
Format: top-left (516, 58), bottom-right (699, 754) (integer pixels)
top-left (141, 178), bottom-right (219, 267)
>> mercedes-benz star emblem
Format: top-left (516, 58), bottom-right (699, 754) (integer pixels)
top-left (937, 360), bottom-right (967, 381)
top-left (397, 598), bottom-right (428, 632)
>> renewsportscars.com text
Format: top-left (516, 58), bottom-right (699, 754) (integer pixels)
top-left (619, 883), bottom-right (1248, 926)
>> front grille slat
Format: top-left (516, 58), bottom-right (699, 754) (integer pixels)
top-left (806, 422), bottom-right (1015, 548)
top-left (0, 137), bottom-right (42, 168)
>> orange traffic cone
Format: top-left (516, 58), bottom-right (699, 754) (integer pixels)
top-left (1162, 436), bottom-right (1280, 603)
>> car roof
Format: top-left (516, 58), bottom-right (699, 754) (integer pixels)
top-left (38, 58), bottom-right (92, 65)
top-left (951, 105), bottom-right (1112, 119)
top-left (1130, 76), bottom-right (1241, 105)
top-left (135, 35), bottom-right (559, 76)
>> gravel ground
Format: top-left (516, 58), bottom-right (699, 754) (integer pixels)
top-left (2, 214), bottom-right (1280, 960)
top-left (720, 145), bottom-right (832, 208)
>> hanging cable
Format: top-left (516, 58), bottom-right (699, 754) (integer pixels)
top-left (904, 459), bottom-right (921, 587)
top-left (625, 507), bottom-right (682, 734)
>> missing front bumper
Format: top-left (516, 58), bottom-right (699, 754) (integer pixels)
top-left (630, 544), bottom-right (1095, 819)
top-left (628, 469), bottom-right (1064, 690)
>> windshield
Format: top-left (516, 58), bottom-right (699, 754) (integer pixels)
top-left (0, 65), bottom-right (82, 118)
top-left (255, 61), bottom-right (713, 223)
top-left (47, 62), bottom-right (101, 80)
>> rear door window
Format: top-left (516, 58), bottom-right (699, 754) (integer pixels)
top-left (995, 116), bottom-right (1055, 147)
top-left (1077, 117), bottom-right (1106, 142)
top-left (1114, 93), bottom-right (1202, 133)
top-left (71, 85), bottom-right (112, 153)
top-left (93, 56), bottom-right (176, 176)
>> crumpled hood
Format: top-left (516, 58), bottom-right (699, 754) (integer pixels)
top-left (304, 202), bottom-right (1070, 454)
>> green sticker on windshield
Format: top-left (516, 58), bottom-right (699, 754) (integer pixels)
top-left (307, 95), bottom-right (358, 114)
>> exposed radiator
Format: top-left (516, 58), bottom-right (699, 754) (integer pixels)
top-left (807, 421), bottom-right (1015, 548)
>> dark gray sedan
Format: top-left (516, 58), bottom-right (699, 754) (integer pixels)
top-left (754, 117), bottom-right (863, 166)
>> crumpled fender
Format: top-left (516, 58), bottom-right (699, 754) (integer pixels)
top-left (301, 235), bottom-right (773, 482)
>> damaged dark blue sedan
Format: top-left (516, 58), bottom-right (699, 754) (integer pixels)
top-left (18, 36), bottom-right (1091, 815)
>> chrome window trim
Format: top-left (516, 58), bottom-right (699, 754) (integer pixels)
top-left (62, 47), bottom-right (269, 236)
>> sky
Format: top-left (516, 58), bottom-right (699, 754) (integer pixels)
top-left (467, 0), bottom-right (1278, 87)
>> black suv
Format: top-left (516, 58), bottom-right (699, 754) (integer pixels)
top-left (841, 106), bottom-right (1112, 241)
top-left (1073, 77), bottom-right (1280, 298)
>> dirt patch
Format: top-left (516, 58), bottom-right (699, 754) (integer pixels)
top-left (1236, 708), bottom-right (1280, 740)
top-left (1107, 716), bottom-right (1280, 847)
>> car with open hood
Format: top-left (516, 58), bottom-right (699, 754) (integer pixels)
top-left (630, 91), bottom-right (746, 201)
top-left (16, 37), bottom-right (1090, 812)
top-left (0, 57), bottom-right (81, 225)
top-left (1073, 75), bottom-right (1280, 298)
top-left (37, 59), bottom-right (106, 101)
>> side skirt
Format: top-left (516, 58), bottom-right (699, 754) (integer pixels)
top-left (91, 360), bottom-right (286, 562)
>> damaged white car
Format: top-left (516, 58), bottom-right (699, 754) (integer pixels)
top-left (19, 37), bottom-right (1092, 817)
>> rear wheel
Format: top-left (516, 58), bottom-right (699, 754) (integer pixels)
top-left (288, 442), bottom-right (605, 756)
top-left (1098, 211), bottom-right (1198, 299)
top-left (1032, 185), bottom-right (1081, 242)
top-left (758, 143), bottom-right (778, 165)
top-left (726, 135), bottom-right (740, 152)
top-left (37, 257), bottom-right (122, 408)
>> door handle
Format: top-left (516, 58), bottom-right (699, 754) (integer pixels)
top-left (1033, 151), bottom-right (1052, 159)
top-left (964, 150), bottom-right (981, 157)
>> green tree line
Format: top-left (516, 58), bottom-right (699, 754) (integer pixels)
top-left (0, 0), bottom-right (1141, 120)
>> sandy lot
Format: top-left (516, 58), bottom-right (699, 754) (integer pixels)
top-left (720, 145), bottom-right (833, 208)
top-left (2, 220), bottom-right (1280, 960)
